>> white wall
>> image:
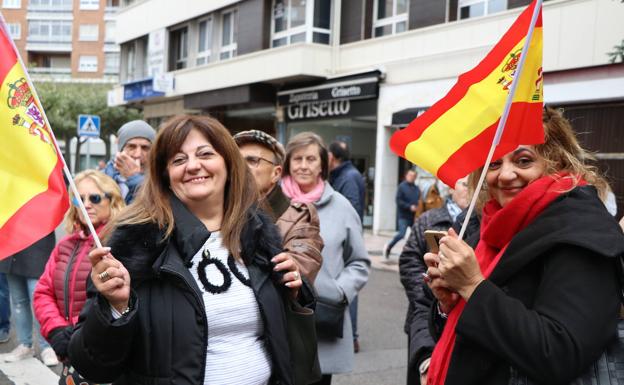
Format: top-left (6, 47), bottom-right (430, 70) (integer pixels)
top-left (373, 78), bottom-right (455, 233)
top-left (115, 0), bottom-right (241, 44)
top-left (339, 0), bottom-right (624, 85)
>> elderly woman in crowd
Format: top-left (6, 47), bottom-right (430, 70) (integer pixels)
top-left (422, 108), bottom-right (624, 385)
top-left (34, 170), bottom-right (124, 384)
top-left (281, 132), bottom-right (370, 385)
top-left (68, 115), bottom-right (307, 385)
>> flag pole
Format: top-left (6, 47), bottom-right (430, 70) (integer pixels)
top-left (0, 13), bottom-right (103, 248)
top-left (458, 0), bottom-right (543, 240)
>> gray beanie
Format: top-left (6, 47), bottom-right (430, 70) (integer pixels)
top-left (117, 120), bottom-right (156, 150)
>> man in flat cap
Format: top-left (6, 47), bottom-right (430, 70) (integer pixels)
top-left (104, 120), bottom-right (156, 204)
top-left (234, 130), bottom-right (323, 283)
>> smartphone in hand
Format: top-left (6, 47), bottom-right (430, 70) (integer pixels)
top-left (424, 230), bottom-right (447, 253)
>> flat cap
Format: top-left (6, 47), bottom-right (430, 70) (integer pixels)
top-left (233, 130), bottom-right (285, 164)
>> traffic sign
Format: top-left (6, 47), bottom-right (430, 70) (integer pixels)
top-left (77, 115), bottom-right (101, 137)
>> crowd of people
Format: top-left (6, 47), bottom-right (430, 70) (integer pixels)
top-left (0, 107), bottom-right (623, 385)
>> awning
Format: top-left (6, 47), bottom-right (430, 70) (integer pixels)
top-left (391, 107), bottom-right (427, 127)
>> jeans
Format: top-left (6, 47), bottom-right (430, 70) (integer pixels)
top-left (0, 273), bottom-right (10, 333)
top-left (387, 217), bottom-right (414, 253)
top-left (6, 274), bottom-right (49, 348)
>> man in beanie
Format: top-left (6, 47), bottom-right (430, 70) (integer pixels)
top-left (234, 130), bottom-right (323, 283)
top-left (104, 120), bottom-right (156, 204)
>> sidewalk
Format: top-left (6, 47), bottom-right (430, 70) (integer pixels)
top-left (363, 229), bottom-right (407, 273)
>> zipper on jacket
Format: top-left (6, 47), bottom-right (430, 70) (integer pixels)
top-left (63, 241), bottom-right (81, 320)
top-left (159, 266), bottom-right (209, 384)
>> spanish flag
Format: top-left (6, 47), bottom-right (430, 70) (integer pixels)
top-left (0, 19), bottom-right (68, 260)
top-left (390, 0), bottom-right (543, 186)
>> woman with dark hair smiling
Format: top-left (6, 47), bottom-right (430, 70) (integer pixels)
top-left (422, 108), bottom-right (624, 385)
top-left (68, 115), bottom-right (306, 385)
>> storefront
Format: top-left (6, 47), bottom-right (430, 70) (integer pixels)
top-left (276, 72), bottom-right (381, 227)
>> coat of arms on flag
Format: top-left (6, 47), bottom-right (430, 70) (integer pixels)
top-left (0, 18), bottom-right (68, 259)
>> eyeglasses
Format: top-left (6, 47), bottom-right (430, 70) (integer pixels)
top-left (244, 155), bottom-right (276, 168)
top-left (72, 193), bottom-right (112, 207)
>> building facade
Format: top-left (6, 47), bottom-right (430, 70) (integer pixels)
top-left (1, 0), bottom-right (120, 82)
top-left (109, 0), bottom-right (624, 232)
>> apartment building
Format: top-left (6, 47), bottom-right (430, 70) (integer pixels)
top-left (109, 0), bottom-right (624, 232)
top-left (1, 0), bottom-right (120, 81)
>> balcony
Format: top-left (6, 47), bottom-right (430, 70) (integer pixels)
top-left (26, 40), bottom-right (72, 52)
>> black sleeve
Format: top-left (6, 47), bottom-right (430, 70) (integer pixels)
top-left (68, 277), bottom-right (139, 383)
top-left (456, 245), bottom-right (620, 383)
top-left (399, 218), bottom-right (435, 370)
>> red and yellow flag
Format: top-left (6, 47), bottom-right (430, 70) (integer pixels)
top-left (390, 0), bottom-right (544, 186)
top-left (0, 20), bottom-right (68, 260)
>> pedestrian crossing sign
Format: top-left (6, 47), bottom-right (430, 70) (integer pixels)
top-left (77, 115), bottom-right (101, 137)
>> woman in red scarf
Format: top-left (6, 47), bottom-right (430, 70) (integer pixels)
top-left (422, 108), bottom-right (624, 385)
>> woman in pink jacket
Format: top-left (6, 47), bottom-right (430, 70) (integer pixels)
top-left (34, 170), bottom-right (124, 385)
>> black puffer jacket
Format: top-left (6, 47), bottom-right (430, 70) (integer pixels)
top-left (69, 198), bottom-right (305, 385)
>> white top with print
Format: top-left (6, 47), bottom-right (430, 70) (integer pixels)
top-left (189, 232), bottom-right (271, 385)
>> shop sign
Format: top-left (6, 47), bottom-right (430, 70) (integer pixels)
top-left (287, 100), bottom-right (351, 120)
top-left (277, 78), bottom-right (378, 106)
top-left (285, 99), bottom-right (376, 122)
top-left (147, 28), bottom-right (166, 77)
top-left (123, 78), bottom-right (164, 102)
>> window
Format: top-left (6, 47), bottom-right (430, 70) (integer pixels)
top-left (220, 9), bottom-right (237, 60)
top-left (105, 21), bottom-right (116, 42)
top-left (271, 0), bottom-right (330, 47)
top-left (123, 36), bottom-right (148, 81)
top-left (80, 0), bottom-right (99, 10)
top-left (373, 0), bottom-right (408, 37)
top-left (29, 0), bottom-right (71, 10)
top-left (104, 52), bottom-right (119, 73)
top-left (28, 20), bottom-right (72, 42)
top-left (2, 0), bottom-right (20, 9)
top-left (106, 0), bottom-right (119, 7)
top-left (79, 24), bottom-right (99, 41)
top-left (169, 27), bottom-right (188, 70)
top-left (197, 17), bottom-right (213, 65)
top-left (459, 0), bottom-right (507, 19)
top-left (79, 55), bottom-right (98, 72)
top-left (7, 23), bottom-right (21, 40)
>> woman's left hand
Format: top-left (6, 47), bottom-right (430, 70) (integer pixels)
top-left (438, 228), bottom-right (485, 301)
top-left (272, 252), bottom-right (302, 299)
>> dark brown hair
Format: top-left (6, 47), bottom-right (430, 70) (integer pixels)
top-left (283, 132), bottom-right (329, 180)
top-left (109, 115), bottom-right (258, 260)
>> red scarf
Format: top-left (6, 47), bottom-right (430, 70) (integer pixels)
top-left (427, 173), bottom-right (585, 385)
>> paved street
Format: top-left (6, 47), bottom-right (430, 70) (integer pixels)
top-left (0, 230), bottom-right (410, 385)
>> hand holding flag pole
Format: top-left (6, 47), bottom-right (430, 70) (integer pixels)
top-left (0, 13), bottom-right (103, 252)
top-left (458, 0), bottom-right (543, 240)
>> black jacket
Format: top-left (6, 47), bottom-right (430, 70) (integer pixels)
top-left (396, 181), bottom-right (420, 220)
top-left (432, 187), bottom-right (624, 385)
top-left (68, 198), bottom-right (302, 385)
top-left (399, 204), bottom-right (480, 381)
top-left (329, 161), bottom-right (365, 221)
top-left (0, 232), bottom-right (55, 278)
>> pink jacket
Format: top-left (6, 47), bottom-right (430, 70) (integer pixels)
top-left (33, 229), bottom-right (96, 339)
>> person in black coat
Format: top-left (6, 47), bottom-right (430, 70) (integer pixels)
top-left (0, 232), bottom-right (58, 365)
top-left (385, 169), bottom-right (421, 258)
top-left (68, 115), bottom-right (311, 385)
top-left (422, 108), bottom-right (624, 385)
top-left (398, 176), bottom-right (477, 384)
